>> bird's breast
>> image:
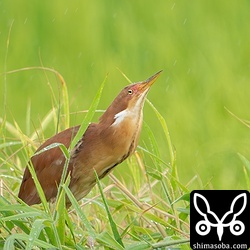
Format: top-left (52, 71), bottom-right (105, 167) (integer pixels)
top-left (69, 111), bottom-right (142, 195)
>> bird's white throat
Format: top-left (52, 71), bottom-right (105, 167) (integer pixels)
top-left (111, 92), bottom-right (146, 127)
top-left (111, 109), bottom-right (130, 127)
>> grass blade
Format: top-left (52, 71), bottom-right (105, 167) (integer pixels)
top-left (69, 74), bottom-right (107, 150)
top-left (96, 232), bottom-right (124, 250)
top-left (63, 185), bottom-right (96, 240)
top-left (145, 99), bottom-right (175, 168)
top-left (26, 219), bottom-right (47, 250)
top-left (4, 66), bottom-right (70, 129)
top-left (152, 238), bottom-right (189, 249)
top-left (94, 171), bottom-right (124, 248)
top-left (238, 153), bottom-right (250, 190)
top-left (4, 234), bottom-right (55, 250)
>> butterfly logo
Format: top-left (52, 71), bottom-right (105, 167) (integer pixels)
top-left (193, 193), bottom-right (247, 241)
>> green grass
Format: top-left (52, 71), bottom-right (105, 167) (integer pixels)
top-left (1, 0), bottom-right (250, 248)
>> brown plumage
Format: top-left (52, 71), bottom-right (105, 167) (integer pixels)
top-left (18, 71), bottom-right (162, 206)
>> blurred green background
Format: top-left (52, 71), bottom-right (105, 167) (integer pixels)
top-left (1, 0), bottom-right (250, 189)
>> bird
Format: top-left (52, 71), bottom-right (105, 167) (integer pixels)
top-left (18, 71), bottom-right (162, 207)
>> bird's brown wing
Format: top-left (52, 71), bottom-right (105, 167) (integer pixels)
top-left (18, 125), bottom-right (80, 205)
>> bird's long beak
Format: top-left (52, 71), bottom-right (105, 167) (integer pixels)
top-left (137, 70), bottom-right (163, 92)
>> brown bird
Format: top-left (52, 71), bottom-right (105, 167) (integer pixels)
top-left (18, 71), bottom-right (162, 206)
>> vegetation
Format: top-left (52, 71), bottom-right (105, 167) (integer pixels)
top-left (1, 1), bottom-right (250, 249)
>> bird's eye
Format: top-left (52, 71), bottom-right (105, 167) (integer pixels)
top-left (128, 89), bottom-right (133, 95)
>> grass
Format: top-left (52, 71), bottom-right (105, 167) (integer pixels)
top-left (1, 67), bottom-right (190, 249)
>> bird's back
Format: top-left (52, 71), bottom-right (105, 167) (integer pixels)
top-left (18, 126), bottom-right (80, 205)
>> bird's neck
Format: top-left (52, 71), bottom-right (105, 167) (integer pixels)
top-left (98, 99), bottom-right (127, 128)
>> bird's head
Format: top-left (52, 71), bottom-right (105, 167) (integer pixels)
top-left (99, 70), bottom-right (162, 127)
